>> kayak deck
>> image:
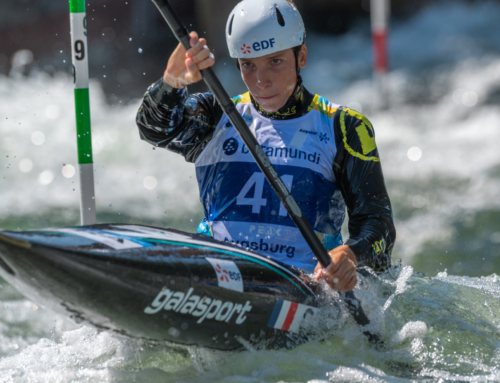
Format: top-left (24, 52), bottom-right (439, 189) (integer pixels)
top-left (0, 224), bottom-right (327, 350)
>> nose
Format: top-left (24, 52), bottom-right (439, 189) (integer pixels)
top-left (255, 67), bottom-right (270, 90)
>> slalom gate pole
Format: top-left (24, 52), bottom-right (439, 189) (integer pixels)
top-left (370, 0), bottom-right (390, 109)
top-left (150, 0), bottom-right (382, 346)
top-left (69, 0), bottom-right (96, 225)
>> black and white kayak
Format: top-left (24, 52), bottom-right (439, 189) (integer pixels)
top-left (0, 224), bottom-right (330, 350)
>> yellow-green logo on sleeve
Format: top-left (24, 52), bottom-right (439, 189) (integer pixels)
top-left (340, 108), bottom-right (379, 162)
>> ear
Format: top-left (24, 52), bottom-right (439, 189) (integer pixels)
top-left (298, 44), bottom-right (307, 69)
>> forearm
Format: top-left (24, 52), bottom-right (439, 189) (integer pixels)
top-left (342, 160), bottom-right (395, 270)
top-left (136, 78), bottom-right (223, 162)
top-left (346, 211), bottom-right (395, 270)
top-left (136, 78), bottom-right (188, 148)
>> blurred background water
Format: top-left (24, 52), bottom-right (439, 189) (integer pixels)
top-left (1, 0), bottom-right (500, 381)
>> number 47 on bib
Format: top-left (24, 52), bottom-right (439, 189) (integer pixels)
top-left (236, 172), bottom-right (293, 216)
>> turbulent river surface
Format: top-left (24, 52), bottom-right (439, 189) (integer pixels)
top-left (1, 1), bottom-right (500, 381)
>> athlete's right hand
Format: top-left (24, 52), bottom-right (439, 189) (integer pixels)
top-left (163, 31), bottom-right (215, 89)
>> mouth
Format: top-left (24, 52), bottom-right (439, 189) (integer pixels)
top-left (254, 94), bottom-right (277, 101)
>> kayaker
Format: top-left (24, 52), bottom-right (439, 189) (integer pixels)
top-left (136, 0), bottom-right (396, 292)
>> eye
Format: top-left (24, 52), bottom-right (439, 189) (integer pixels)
top-left (272, 59), bottom-right (281, 65)
top-left (241, 62), bottom-right (252, 68)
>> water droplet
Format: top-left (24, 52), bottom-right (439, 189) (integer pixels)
top-left (31, 131), bottom-right (45, 145)
top-left (109, 204), bottom-right (113, 208)
top-left (129, 37), bottom-right (132, 41)
top-left (61, 164), bottom-right (76, 178)
top-left (407, 147), bottom-right (422, 162)
top-left (138, 48), bottom-right (143, 53)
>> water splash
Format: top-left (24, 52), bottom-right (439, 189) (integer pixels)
top-left (383, 266), bottom-right (413, 311)
top-left (1, 1), bottom-right (500, 381)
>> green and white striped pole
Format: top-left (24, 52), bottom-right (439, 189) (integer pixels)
top-left (69, 0), bottom-right (96, 225)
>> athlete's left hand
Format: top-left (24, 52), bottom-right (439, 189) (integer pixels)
top-left (314, 245), bottom-right (358, 292)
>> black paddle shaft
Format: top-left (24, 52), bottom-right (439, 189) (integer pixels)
top-left (150, 0), bottom-right (381, 345)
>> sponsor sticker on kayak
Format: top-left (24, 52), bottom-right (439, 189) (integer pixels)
top-left (144, 287), bottom-right (252, 325)
top-left (206, 258), bottom-right (243, 292)
top-left (267, 299), bottom-right (319, 333)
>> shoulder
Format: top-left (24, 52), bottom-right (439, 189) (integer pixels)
top-left (232, 92), bottom-right (252, 105)
top-left (333, 107), bottom-right (379, 162)
top-left (306, 94), bottom-right (340, 120)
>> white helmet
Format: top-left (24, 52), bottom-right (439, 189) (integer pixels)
top-left (226, 0), bottom-right (305, 59)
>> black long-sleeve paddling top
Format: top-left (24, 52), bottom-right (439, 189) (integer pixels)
top-left (136, 78), bottom-right (396, 271)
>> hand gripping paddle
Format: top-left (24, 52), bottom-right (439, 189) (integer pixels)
top-left (150, 0), bottom-right (382, 347)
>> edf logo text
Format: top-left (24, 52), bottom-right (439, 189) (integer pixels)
top-left (253, 38), bottom-right (275, 52)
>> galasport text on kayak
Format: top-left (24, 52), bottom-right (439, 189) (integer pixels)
top-left (144, 287), bottom-right (253, 324)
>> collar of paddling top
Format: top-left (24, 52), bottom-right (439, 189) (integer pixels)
top-left (249, 78), bottom-right (315, 121)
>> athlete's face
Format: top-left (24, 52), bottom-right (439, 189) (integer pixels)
top-left (238, 45), bottom-right (307, 112)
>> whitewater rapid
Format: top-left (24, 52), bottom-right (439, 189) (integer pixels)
top-left (1, 0), bottom-right (500, 381)
top-left (2, 267), bottom-right (500, 382)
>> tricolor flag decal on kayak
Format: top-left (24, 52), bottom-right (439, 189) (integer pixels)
top-left (267, 299), bottom-right (318, 333)
top-left (206, 258), bottom-right (244, 292)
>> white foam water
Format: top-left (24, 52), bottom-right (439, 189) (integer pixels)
top-left (5, 270), bottom-right (500, 382)
top-left (0, 72), bottom-right (201, 228)
top-left (1, 0), bottom-right (500, 381)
